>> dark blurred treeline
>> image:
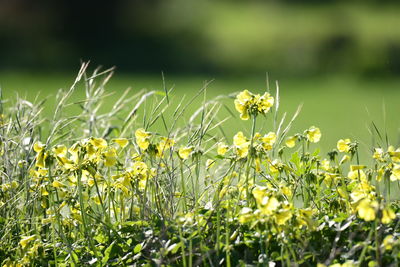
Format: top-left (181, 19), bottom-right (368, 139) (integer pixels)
top-left (1, 0), bottom-right (400, 76)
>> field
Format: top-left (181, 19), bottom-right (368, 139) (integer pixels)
top-left (1, 66), bottom-right (400, 266)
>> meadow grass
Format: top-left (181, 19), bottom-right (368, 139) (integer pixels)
top-left (0, 65), bottom-right (400, 266)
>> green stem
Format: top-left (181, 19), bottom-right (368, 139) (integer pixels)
top-left (180, 160), bottom-right (187, 212)
top-left (179, 227), bottom-right (187, 267)
top-left (76, 170), bottom-right (98, 258)
top-left (245, 115), bottom-right (257, 200)
top-left (358, 222), bottom-right (375, 266)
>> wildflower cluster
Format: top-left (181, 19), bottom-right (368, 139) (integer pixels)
top-left (234, 89), bottom-right (274, 120)
top-left (0, 72), bottom-right (399, 266)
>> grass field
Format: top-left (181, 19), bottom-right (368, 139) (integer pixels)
top-left (2, 71), bottom-right (399, 160)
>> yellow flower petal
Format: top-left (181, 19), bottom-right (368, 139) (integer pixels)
top-left (337, 139), bottom-right (351, 153)
top-left (217, 142), bottom-right (228, 156)
top-left (275, 210), bottom-right (292, 225)
top-left (90, 137), bottom-right (108, 149)
top-left (33, 142), bottom-right (45, 153)
top-left (357, 199), bottom-right (377, 222)
top-left (112, 138), bottom-right (129, 148)
top-left (178, 146), bottom-right (193, 160)
top-left (20, 235), bottom-right (36, 249)
top-left (103, 148), bottom-right (117, 167)
top-left (306, 126), bottom-right (321, 143)
top-left (285, 136), bottom-right (296, 148)
top-left (382, 207), bottom-right (396, 224)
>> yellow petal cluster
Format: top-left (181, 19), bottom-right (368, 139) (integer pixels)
top-left (285, 136), bottom-right (296, 148)
top-left (356, 199), bottom-right (378, 221)
top-left (390, 164), bottom-right (400, 181)
top-left (234, 90), bottom-right (274, 120)
top-left (306, 126), bottom-right (321, 143)
top-left (217, 142), bottom-right (228, 156)
top-left (157, 137), bottom-right (175, 157)
top-left (233, 131), bottom-right (250, 158)
top-left (112, 138), bottom-right (129, 148)
top-left (388, 146), bottom-right (400, 162)
top-left (20, 235), bottom-right (37, 249)
top-left (383, 235), bottom-right (395, 250)
top-left (382, 207), bottom-right (396, 224)
top-left (261, 132), bottom-right (276, 151)
top-left (135, 128), bottom-right (151, 150)
top-left (337, 139), bottom-right (351, 153)
top-left (178, 146), bottom-right (193, 160)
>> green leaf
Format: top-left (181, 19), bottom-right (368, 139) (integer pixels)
top-left (134, 243), bottom-right (142, 254)
top-left (102, 241), bottom-right (116, 265)
top-left (167, 243), bottom-right (181, 255)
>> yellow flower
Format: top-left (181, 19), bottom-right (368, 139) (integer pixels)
top-left (390, 164), bottom-right (400, 181)
top-left (52, 180), bottom-right (65, 188)
top-left (34, 141), bottom-right (48, 168)
top-left (103, 148), bottom-right (117, 167)
top-left (157, 137), bottom-right (175, 157)
top-left (388, 146), bottom-right (400, 162)
top-left (281, 186), bottom-right (292, 198)
top-left (337, 139), bottom-right (351, 153)
top-left (306, 126), bottom-right (321, 143)
top-left (20, 235), bottom-right (36, 249)
top-left (33, 141), bottom-right (45, 153)
top-left (357, 199), bottom-right (378, 222)
top-left (87, 178), bottom-right (95, 187)
top-left (178, 146), bottom-right (193, 160)
top-left (321, 159), bottom-right (330, 171)
top-left (217, 142), bottom-right (229, 156)
top-left (234, 90), bottom-right (274, 120)
top-left (269, 159), bottom-right (282, 174)
top-left (130, 161), bottom-right (148, 177)
top-left (350, 165), bottom-right (366, 171)
top-left (233, 131), bottom-right (249, 158)
top-left (383, 235), bottom-right (395, 250)
top-left (339, 155), bottom-right (350, 165)
top-left (275, 210), bottom-right (292, 225)
top-left (40, 186), bottom-right (49, 196)
top-left (238, 207), bottom-right (254, 224)
top-left (135, 128), bottom-right (151, 150)
top-left (261, 132), bottom-right (276, 150)
top-left (350, 180), bottom-right (374, 203)
top-left (252, 186), bottom-right (267, 204)
top-left (348, 169), bottom-right (366, 180)
top-left (257, 92), bottom-right (274, 114)
top-left (260, 196), bottom-right (280, 215)
top-left (376, 167), bottom-right (384, 182)
top-left (68, 142), bottom-right (80, 164)
top-left (382, 207), bottom-right (396, 224)
top-left (234, 90), bottom-right (252, 120)
top-left (52, 145), bottom-right (67, 157)
top-left (112, 138), bottom-right (129, 148)
top-left (296, 208), bottom-right (315, 229)
top-left (90, 137), bottom-right (107, 149)
top-left (37, 153), bottom-right (51, 169)
top-left (373, 148), bottom-right (384, 161)
top-left (285, 136), bottom-right (296, 148)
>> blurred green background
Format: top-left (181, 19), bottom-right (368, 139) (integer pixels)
top-left (1, 0), bottom-right (400, 158)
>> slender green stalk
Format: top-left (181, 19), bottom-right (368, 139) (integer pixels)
top-left (179, 227), bottom-right (187, 267)
top-left (180, 159), bottom-right (187, 212)
top-left (76, 170), bottom-right (98, 258)
top-left (245, 115), bottom-right (257, 200)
